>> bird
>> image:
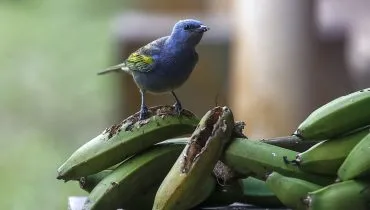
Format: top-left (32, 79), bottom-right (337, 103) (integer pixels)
top-left (98, 19), bottom-right (209, 120)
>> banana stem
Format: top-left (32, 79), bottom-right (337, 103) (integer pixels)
top-left (260, 136), bottom-right (320, 152)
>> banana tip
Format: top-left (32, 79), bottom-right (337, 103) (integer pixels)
top-left (295, 154), bottom-right (302, 163)
top-left (56, 172), bottom-right (69, 182)
top-left (302, 196), bottom-right (312, 207)
top-left (56, 173), bottom-right (63, 180)
top-left (293, 129), bottom-right (304, 140)
top-left (264, 172), bottom-right (273, 180)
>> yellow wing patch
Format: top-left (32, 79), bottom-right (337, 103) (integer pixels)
top-left (128, 53), bottom-right (153, 64)
top-left (126, 53), bottom-right (154, 72)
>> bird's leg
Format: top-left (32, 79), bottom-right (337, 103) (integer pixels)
top-left (139, 90), bottom-right (149, 120)
top-left (171, 91), bottom-right (182, 115)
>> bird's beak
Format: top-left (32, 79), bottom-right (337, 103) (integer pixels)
top-left (198, 25), bottom-right (210, 33)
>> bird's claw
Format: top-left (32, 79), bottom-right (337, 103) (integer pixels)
top-left (139, 106), bottom-right (149, 120)
top-left (174, 102), bottom-right (183, 116)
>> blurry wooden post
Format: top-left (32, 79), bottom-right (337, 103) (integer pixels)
top-left (230, 0), bottom-right (316, 138)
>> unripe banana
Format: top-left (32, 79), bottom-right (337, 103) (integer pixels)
top-left (239, 177), bottom-right (283, 208)
top-left (57, 105), bottom-right (198, 181)
top-left (338, 130), bottom-right (370, 181)
top-left (266, 172), bottom-right (322, 210)
top-left (79, 170), bottom-right (160, 210)
top-left (295, 129), bottom-right (368, 175)
top-left (78, 140), bottom-right (189, 193)
top-left (153, 106), bottom-right (234, 210)
top-left (304, 180), bottom-right (370, 210)
top-left (295, 88), bottom-right (370, 140)
top-left (82, 139), bottom-right (187, 210)
top-left (223, 138), bottom-right (335, 186)
top-left (124, 184), bottom-right (160, 210)
top-left (79, 170), bottom-right (113, 193)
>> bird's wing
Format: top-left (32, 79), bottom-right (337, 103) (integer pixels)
top-left (126, 36), bottom-right (168, 73)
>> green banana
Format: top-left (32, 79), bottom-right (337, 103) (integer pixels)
top-left (239, 177), bottom-right (283, 208)
top-left (153, 106), bottom-right (234, 210)
top-left (79, 170), bottom-right (113, 193)
top-left (81, 171), bottom-right (217, 210)
top-left (82, 139), bottom-right (187, 210)
top-left (79, 169), bottom-right (159, 210)
top-left (223, 138), bottom-right (335, 186)
top-left (295, 129), bottom-right (369, 175)
top-left (304, 180), bottom-right (370, 210)
top-left (266, 172), bottom-right (322, 210)
top-left (294, 88), bottom-right (370, 140)
top-left (124, 184), bottom-right (161, 210)
top-left (338, 130), bottom-right (370, 181)
top-left (57, 105), bottom-right (198, 181)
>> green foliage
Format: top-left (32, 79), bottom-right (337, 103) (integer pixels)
top-left (0, 0), bottom-right (129, 209)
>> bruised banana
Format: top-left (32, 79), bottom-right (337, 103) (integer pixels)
top-left (153, 106), bottom-right (234, 210)
top-left (295, 129), bottom-right (369, 175)
top-left (223, 138), bottom-right (335, 186)
top-left (57, 105), bottom-right (198, 181)
top-left (295, 88), bottom-right (370, 140)
top-left (266, 172), bottom-right (322, 210)
top-left (338, 130), bottom-right (370, 181)
top-left (304, 180), bottom-right (370, 210)
top-left (82, 139), bottom-right (187, 210)
top-left (239, 177), bottom-right (283, 208)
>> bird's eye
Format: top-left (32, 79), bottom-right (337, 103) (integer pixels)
top-left (184, 25), bottom-right (191, 30)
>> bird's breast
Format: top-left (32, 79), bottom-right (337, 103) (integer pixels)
top-left (133, 51), bottom-right (197, 93)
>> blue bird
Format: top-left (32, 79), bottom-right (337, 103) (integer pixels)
top-left (98, 19), bottom-right (209, 120)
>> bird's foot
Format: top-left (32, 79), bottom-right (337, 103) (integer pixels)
top-left (139, 106), bottom-right (149, 120)
top-left (173, 102), bottom-right (183, 116)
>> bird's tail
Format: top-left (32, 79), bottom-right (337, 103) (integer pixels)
top-left (97, 63), bottom-right (129, 75)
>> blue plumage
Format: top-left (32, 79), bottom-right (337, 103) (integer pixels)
top-left (98, 19), bottom-right (209, 119)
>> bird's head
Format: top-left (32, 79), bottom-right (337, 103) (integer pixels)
top-left (170, 19), bottom-right (209, 47)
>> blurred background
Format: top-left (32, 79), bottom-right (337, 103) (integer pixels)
top-left (0, 0), bottom-right (369, 209)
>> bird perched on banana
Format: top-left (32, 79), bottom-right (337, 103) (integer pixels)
top-left (98, 19), bottom-right (209, 120)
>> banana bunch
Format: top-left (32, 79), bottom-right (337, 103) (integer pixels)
top-left (57, 105), bottom-right (200, 209)
top-left (57, 105), bottom-right (199, 181)
top-left (257, 88), bottom-right (370, 209)
top-left (221, 88), bottom-right (370, 209)
top-left (58, 105), bottom-right (248, 210)
top-left (294, 89), bottom-right (370, 180)
top-left (58, 88), bottom-right (370, 210)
